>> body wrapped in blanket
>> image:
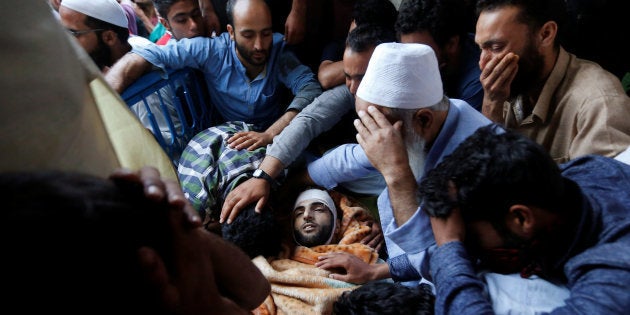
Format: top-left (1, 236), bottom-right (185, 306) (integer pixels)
top-left (253, 190), bottom-right (388, 315)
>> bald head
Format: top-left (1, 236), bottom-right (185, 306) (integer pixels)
top-left (226, 0), bottom-right (271, 28)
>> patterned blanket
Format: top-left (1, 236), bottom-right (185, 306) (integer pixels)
top-left (253, 191), bottom-right (380, 315)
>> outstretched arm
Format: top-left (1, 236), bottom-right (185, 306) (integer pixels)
top-left (104, 53), bottom-right (152, 93)
top-left (284, 0), bottom-right (307, 45)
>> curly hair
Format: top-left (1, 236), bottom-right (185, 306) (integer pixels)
top-left (221, 202), bottom-right (282, 258)
top-left (333, 282), bottom-right (435, 314)
top-left (419, 124), bottom-right (566, 226)
top-left (352, 0), bottom-right (398, 31)
top-left (395, 0), bottom-right (468, 47)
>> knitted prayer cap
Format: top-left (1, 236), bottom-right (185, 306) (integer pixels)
top-left (61, 0), bottom-right (128, 29)
top-left (356, 42), bottom-right (443, 109)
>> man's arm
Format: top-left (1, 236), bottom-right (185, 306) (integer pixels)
top-left (284, 0), bottom-right (307, 45)
top-left (221, 85), bottom-right (353, 220)
top-left (105, 53), bottom-right (152, 93)
top-left (354, 106), bottom-right (419, 226)
top-left (315, 252), bottom-right (391, 284)
top-left (318, 60), bottom-right (345, 90)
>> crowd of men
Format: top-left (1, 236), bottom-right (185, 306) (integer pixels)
top-left (2, 0), bottom-right (630, 314)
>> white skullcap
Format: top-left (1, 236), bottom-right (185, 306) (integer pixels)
top-left (356, 43), bottom-right (443, 109)
top-left (293, 189), bottom-right (338, 246)
top-left (61, 0), bottom-right (128, 29)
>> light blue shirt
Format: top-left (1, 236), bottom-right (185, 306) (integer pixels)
top-left (132, 32), bottom-right (321, 130)
top-left (307, 99), bottom-right (492, 280)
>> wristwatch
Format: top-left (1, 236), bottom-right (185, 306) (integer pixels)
top-left (252, 169), bottom-right (277, 189)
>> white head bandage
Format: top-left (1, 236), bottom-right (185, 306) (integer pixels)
top-left (61, 0), bottom-right (129, 29)
top-left (293, 189), bottom-right (337, 246)
top-left (356, 42), bottom-right (443, 109)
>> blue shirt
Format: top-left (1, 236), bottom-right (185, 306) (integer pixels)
top-left (133, 32), bottom-right (321, 130)
top-left (307, 99), bottom-right (492, 282)
top-left (447, 34), bottom-right (483, 111)
top-left (430, 155), bottom-right (630, 314)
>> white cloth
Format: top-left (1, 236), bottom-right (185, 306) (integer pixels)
top-left (61, 0), bottom-right (128, 28)
top-left (356, 42), bottom-right (443, 109)
top-left (479, 272), bottom-right (570, 315)
top-left (614, 146), bottom-right (630, 165)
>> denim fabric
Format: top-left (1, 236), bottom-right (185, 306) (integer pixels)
top-left (133, 32), bottom-right (320, 130)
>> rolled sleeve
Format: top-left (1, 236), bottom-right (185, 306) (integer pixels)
top-left (385, 204), bottom-right (435, 253)
top-left (307, 144), bottom-right (375, 189)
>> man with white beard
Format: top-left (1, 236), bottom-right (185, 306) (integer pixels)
top-left (304, 43), bottom-right (493, 285)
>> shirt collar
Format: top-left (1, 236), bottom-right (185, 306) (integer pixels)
top-left (529, 47), bottom-right (570, 124)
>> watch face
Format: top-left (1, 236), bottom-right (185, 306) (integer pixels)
top-left (253, 169), bottom-right (263, 177)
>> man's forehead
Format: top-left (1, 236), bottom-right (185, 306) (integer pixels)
top-left (294, 200), bottom-right (326, 210)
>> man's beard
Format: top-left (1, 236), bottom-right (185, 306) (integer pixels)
top-left (510, 37), bottom-right (545, 98)
top-left (89, 36), bottom-right (112, 70)
top-left (234, 38), bottom-right (269, 67)
top-left (293, 221), bottom-right (333, 247)
top-left (403, 118), bottom-right (427, 181)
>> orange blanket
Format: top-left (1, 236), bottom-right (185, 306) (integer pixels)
top-left (253, 191), bottom-right (380, 315)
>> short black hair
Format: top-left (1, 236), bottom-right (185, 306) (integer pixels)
top-left (352, 0), bottom-right (398, 31)
top-left (153, 0), bottom-right (187, 19)
top-left (346, 24), bottom-right (396, 53)
top-left (221, 202), bottom-right (281, 258)
top-left (476, 0), bottom-right (567, 47)
top-left (333, 282), bottom-right (435, 314)
top-left (395, 0), bottom-right (468, 47)
top-left (419, 124), bottom-right (566, 226)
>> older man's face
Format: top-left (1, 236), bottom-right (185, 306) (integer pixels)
top-left (355, 97), bottom-right (428, 180)
top-left (293, 200), bottom-right (334, 247)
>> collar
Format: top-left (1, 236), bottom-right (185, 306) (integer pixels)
top-left (523, 47), bottom-right (570, 124)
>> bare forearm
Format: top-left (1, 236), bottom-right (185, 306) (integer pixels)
top-left (481, 98), bottom-right (506, 123)
top-left (104, 53), bottom-right (151, 93)
top-left (385, 169), bottom-right (420, 227)
top-left (291, 0), bottom-right (307, 15)
top-left (258, 156), bottom-right (286, 178)
top-left (317, 60), bottom-right (345, 90)
top-left (370, 262), bottom-right (391, 281)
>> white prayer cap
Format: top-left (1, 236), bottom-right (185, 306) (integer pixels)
top-left (356, 42), bottom-right (443, 109)
top-left (293, 189), bottom-right (338, 245)
top-left (61, 0), bottom-right (128, 29)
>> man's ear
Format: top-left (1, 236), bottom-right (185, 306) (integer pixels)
top-left (444, 34), bottom-right (460, 56)
top-left (227, 24), bottom-right (235, 40)
top-left (506, 204), bottom-right (535, 238)
top-left (137, 247), bottom-right (180, 312)
top-left (538, 21), bottom-right (557, 49)
top-left (413, 108), bottom-right (434, 134)
top-left (101, 29), bottom-right (118, 46)
top-left (160, 17), bottom-right (172, 33)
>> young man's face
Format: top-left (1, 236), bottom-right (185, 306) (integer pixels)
top-left (343, 47), bottom-right (374, 96)
top-left (163, 0), bottom-right (207, 40)
top-left (293, 200), bottom-right (334, 247)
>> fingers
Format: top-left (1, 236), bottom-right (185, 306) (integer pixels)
top-left (139, 166), bottom-right (167, 201)
top-left (254, 195), bottom-right (268, 213)
top-left (164, 179), bottom-right (201, 227)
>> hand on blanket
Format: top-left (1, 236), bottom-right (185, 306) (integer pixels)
top-left (315, 252), bottom-right (389, 284)
top-left (360, 221), bottom-right (385, 255)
